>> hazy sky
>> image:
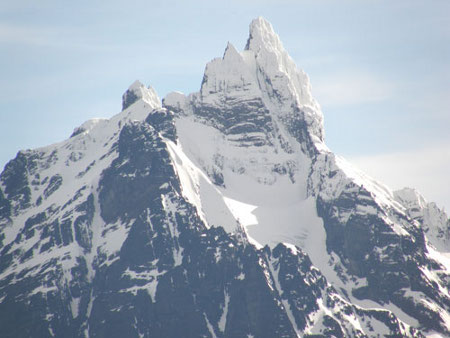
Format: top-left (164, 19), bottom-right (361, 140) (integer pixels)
top-left (1, 1), bottom-right (449, 210)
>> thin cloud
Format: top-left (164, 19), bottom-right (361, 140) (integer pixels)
top-left (0, 23), bottom-right (131, 52)
top-left (0, 23), bottom-right (54, 46)
top-left (348, 144), bottom-right (450, 212)
top-left (312, 71), bottom-right (396, 107)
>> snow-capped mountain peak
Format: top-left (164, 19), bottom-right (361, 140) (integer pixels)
top-left (1, 17), bottom-right (449, 337)
top-left (394, 187), bottom-right (428, 212)
top-left (122, 80), bottom-right (161, 110)
top-left (170, 16), bottom-right (324, 157)
top-left (245, 17), bottom-right (324, 142)
top-left (395, 187), bottom-right (450, 251)
top-left (223, 41), bottom-right (240, 61)
top-left (245, 17), bottom-right (286, 60)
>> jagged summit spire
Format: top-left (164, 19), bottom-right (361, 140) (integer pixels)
top-left (223, 41), bottom-right (241, 61)
top-left (245, 17), bottom-right (283, 53)
top-left (128, 79), bottom-right (144, 90)
top-left (166, 17), bottom-right (325, 145)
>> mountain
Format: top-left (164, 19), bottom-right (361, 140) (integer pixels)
top-left (0, 17), bottom-right (449, 337)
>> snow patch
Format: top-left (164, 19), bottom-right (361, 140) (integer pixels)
top-left (218, 291), bottom-right (230, 332)
top-left (70, 297), bottom-right (81, 318)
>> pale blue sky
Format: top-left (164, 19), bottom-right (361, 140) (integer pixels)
top-left (1, 0), bottom-right (449, 209)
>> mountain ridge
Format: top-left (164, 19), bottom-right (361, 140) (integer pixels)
top-left (0, 17), bottom-right (448, 337)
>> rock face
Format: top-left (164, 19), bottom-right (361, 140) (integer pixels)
top-left (0, 17), bottom-right (448, 337)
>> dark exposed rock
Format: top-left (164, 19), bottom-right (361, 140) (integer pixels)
top-left (193, 98), bottom-right (274, 147)
top-left (0, 188), bottom-right (11, 221)
top-left (145, 109), bottom-right (177, 142)
top-left (99, 121), bottom-right (178, 224)
top-left (122, 89), bottom-right (139, 111)
top-left (43, 174), bottom-right (63, 199)
top-left (317, 184), bottom-right (449, 335)
top-left (0, 151), bottom-right (35, 214)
